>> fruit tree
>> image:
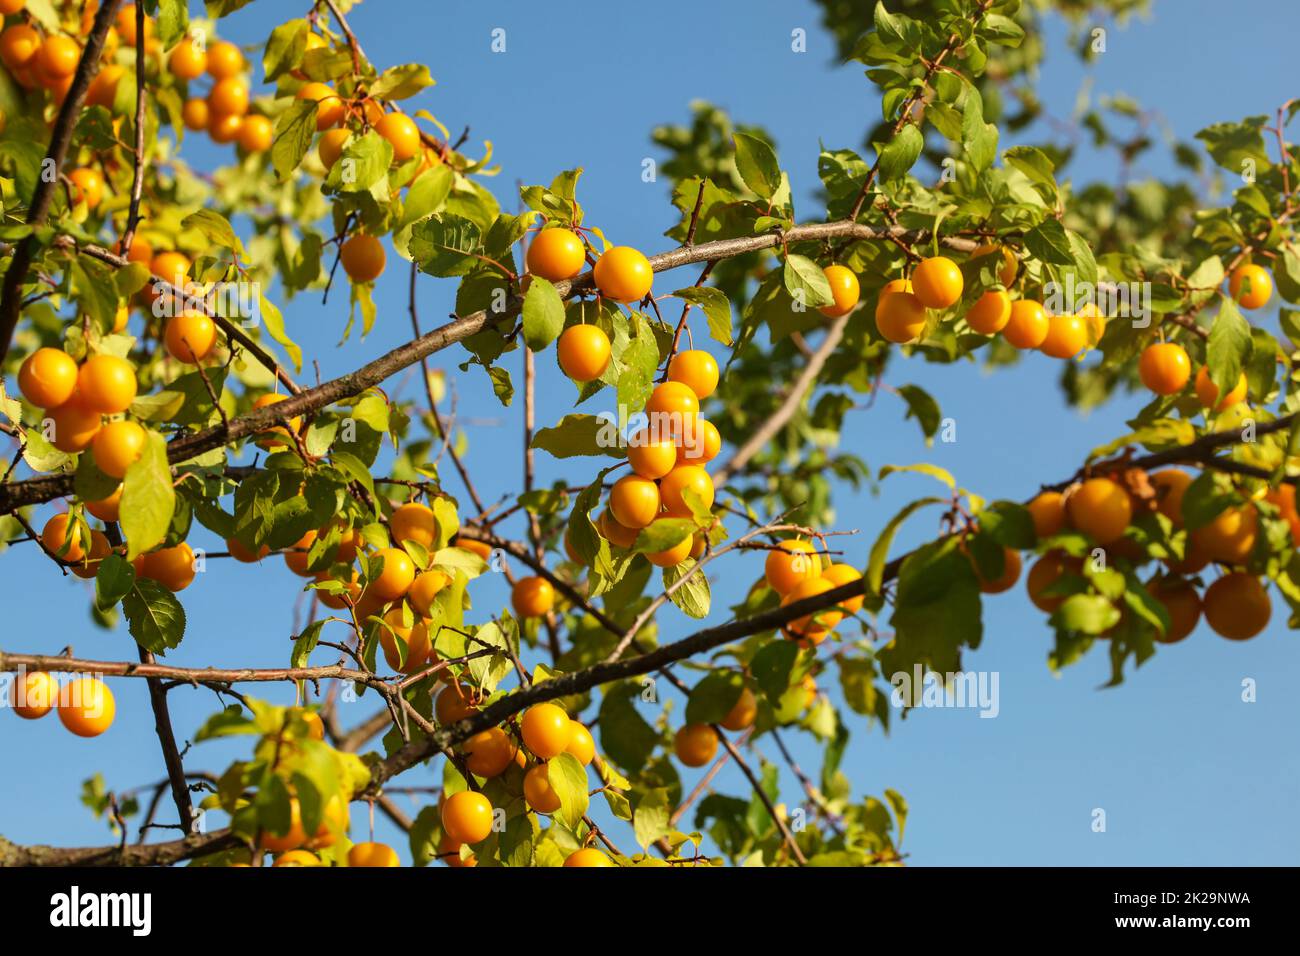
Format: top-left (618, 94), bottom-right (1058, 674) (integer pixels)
top-left (0, 0), bottom-right (1296, 868)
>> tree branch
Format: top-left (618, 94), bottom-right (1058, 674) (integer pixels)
top-left (136, 644), bottom-right (196, 836)
top-left (0, 830), bottom-right (237, 867)
top-left (119, 0), bottom-right (148, 254)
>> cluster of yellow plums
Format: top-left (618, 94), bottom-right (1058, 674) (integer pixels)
top-left (264, 499), bottom-right (461, 676)
top-left (598, 363), bottom-right (722, 567)
top-left (523, 226), bottom-right (727, 568)
top-left (233, 495), bottom-right (617, 861)
top-left (167, 26), bottom-right (274, 155)
top-left (17, 341), bottom-right (156, 588)
top-left (834, 246), bottom-right (1273, 372)
top-left (0, 0), bottom-right (103, 104)
top-left (308, 68), bottom-right (448, 287)
top-left (435, 702), bottom-right (614, 867)
top-left (977, 468), bottom-right (1284, 644)
top-left (793, 244), bottom-right (1101, 360)
top-left (16, 330), bottom-right (275, 593)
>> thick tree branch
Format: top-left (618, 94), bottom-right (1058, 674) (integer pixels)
top-left (0, 830), bottom-right (237, 867)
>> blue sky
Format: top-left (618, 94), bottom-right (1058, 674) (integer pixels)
top-left (3, 0), bottom-right (1298, 865)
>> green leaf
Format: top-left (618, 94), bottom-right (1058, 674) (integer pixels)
top-left (1206, 296), bottom-right (1252, 402)
top-left (873, 1), bottom-right (919, 48)
top-left (876, 124), bottom-right (923, 182)
top-left (602, 787), bottom-right (632, 822)
top-left (272, 99), bottom-right (317, 181)
top-left (370, 64), bottom-right (435, 100)
top-left (465, 621), bottom-right (513, 694)
top-left (532, 414), bottom-right (621, 459)
top-left (120, 431), bottom-right (175, 560)
top-left (733, 132), bottom-right (781, 200)
top-left (128, 391), bottom-right (186, 423)
top-left (205, 0), bottom-right (255, 17)
top-left (94, 554), bottom-right (136, 611)
top-left (154, 0), bottom-right (190, 47)
top-left (398, 164), bottom-right (453, 230)
top-left (408, 806), bottom-right (441, 866)
top-left (673, 286), bottom-right (733, 346)
top-left (123, 578), bottom-right (187, 654)
top-left (980, 13), bottom-right (1025, 46)
top-left (547, 752), bottom-right (589, 831)
top-left (1123, 576), bottom-right (1171, 637)
top-left (961, 88), bottom-right (997, 172)
top-left (1195, 117), bottom-right (1270, 173)
top-left (751, 639), bottom-right (801, 702)
top-left (615, 315), bottom-right (659, 413)
top-left (838, 657), bottom-right (880, 718)
top-left (1187, 256), bottom-right (1226, 295)
top-left (410, 215), bottom-right (485, 278)
top-left (324, 130), bottom-right (393, 194)
top-left (1003, 145), bottom-right (1058, 197)
top-left (597, 682), bottom-right (658, 773)
top-left (978, 501), bottom-right (1038, 549)
top-left (262, 18), bottom-right (308, 81)
top-left (193, 705), bottom-right (258, 742)
top-left (884, 788), bottom-right (908, 845)
top-left (70, 258), bottom-right (118, 332)
top-left (879, 539), bottom-right (982, 679)
top-left (867, 497), bottom-right (944, 595)
top-left (1023, 219), bottom-right (1074, 266)
top-left (783, 253), bottom-right (833, 309)
top-left (291, 620), bottom-right (326, 669)
top-left (522, 277), bottom-right (565, 351)
top-left (331, 450), bottom-right (376, 502)
top-left (685, 670), bottom-right (744, 725)
top-left (349, 394), bottom-right (391, 433)
top-left (633, 518), bottom-right (694, 554)
top-left (566, 467), bottom-right (616, 574)
top-left (1051, 594), bottom-right (1121, 635)
top-left (257, 293), bottom-right (302, 374)
top-left (895, 384), bottom-right (941, 441)
top-left (664, 559), bottom-right (710, 619)
top-left (878, 462), bottom-right (956, 490)
top-left (74, 448), bottom-right (122, 503)
top-left (181, 209), bottom-right (245, 260)
top-left (633, 788), bottom-right (672, 849)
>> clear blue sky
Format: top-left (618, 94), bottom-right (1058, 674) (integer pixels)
top-left (3, 0), bottom-right (1298, 865)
